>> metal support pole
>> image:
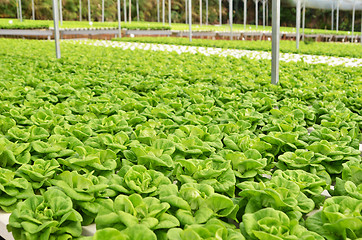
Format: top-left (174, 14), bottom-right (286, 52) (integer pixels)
top-left (32, 0), bottom-right (35, 20)
top-left (129, 0), bottom-right (131, 22)
top-left (88, 0), bottom-right (91, 22)
top-left (163, 0), bottom-right (165, 25)
top-left (185, 0), bottom-right (188, 24)
top-left (229, 0), bottom-right (233, 40)
top-left (244, 0), bottom-right (247, 29)
top-left (255, 0), bottom-right (258, 29)
top-left (296, 0), bottom-right (300, 49)
top-left (263, 0), bottom-right (265, 28)
top-left (331, 6), bottom-right (334, 30)
top-left (117, 0), bottom-right (122, 37)
top-left (200, 0), bottom-right (202, 26)
top-left (59, 0), bottom-right (63, 25)
top-left (336, 0), bottom-right (339, 32)
top-left (157, 0), bottom-right (160, 22)
top-left (189, 0), bottom-right (192, 41)
top-left (360, 12), bottom-right (362, 45)
top-left (206, 0), bottom-right (208, 25)
top-left (266, 0), bottom-right (268, 26)
top-left (102, 0), bottom-right (104, 22)
top-left (271, 0), bottom-right (280, 85)
top-left (302, 0), bottom-right (305, 41)
top-left (168, 0), bottom-right (171, 26)
top-left (52, 0), bottom-right (61, 58)
top-left (351, 0), bottom-right (355, 42)
top-left (137, 0), bottom-right (139, 21)
top-left (19, 0), bottom-right (22, 22)
top-left (16, 0), bottom-right (19, 20)
top-left (124, 0), bottom-right (127, 23)
top-left (219, 0), bottom-right (222, 25)
top-left (79, 0), bottom-right (82, 21)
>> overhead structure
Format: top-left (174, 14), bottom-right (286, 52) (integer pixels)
top-left (286, 0), bottom-right (362, 39)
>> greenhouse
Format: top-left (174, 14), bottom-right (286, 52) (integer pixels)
top-left (0, 0), bottom-right (361, 239)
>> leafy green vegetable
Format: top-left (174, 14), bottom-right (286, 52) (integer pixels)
top-left (7, 188), bottom-right (83, 240)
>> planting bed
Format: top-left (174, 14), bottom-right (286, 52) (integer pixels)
top-left (0, 39), bottom-right (361, 239)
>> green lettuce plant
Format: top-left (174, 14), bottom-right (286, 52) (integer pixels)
top-left (7, 188), bottom-right (83, 240)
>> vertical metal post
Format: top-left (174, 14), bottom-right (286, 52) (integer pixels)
top-left (157, 0), bottom-right (160, 22)
top-left (79, 0), bottom-right (82, 21)
top-left (255, 0), bottom-right (258, 29)
top-left (137, 0), bottom-right (139, 21)
top-left (360, 13), bottom-right (362, 45)
top-left (331, 5), bottom-right (334, 30)
top-left (124, 0), bottom-right (127, 23)
top-left (351, 0), bottom-right (355, 42)
top-left (163, 0), bottom-right (165, 25)
top-left (219, 0), bottom-right (222, 25)
top-left (16, 0), bottom-right (19, 20)
top-left (117, 0), bottom-right (122, 37)
top-left (102, 0), bottom-right (104, 22)
top-left (296, 0), bottom-right (300, 49)
top-left (52, 0), bottom-right (61, 58)
top-left (59, 0), bottom-right (63, 25)
top-left (302, 0), bottom-right (305, 41)
top-left (32, 0), bottom-right (35, 20)
top-left (263, 0), bottom-right (265, 28)
top-left (168, 0), bottom-right (171, 26)
top-left (88, 0), bottom-right (91, 22)
top-left (185, 0), bottom-right (188, 24)
top-left (19, 0), bottom-right (22, 22)
top-left (336, 0), bottom-right (339, 32)
top-left (271, 0), bottom-right (280, 85)
top-left (200, 0), bottom-right (202, 26)
top-left (244, 0), bottom-right (247, 29)
top-left (206, 0), bottom-right (208, 25)
top-left (129, 0), bottom-right (131, 22)
top-left (266, 0), bottom-right (268, 26)
top-left (229, 0), bottom-right (233, 40)
top-left (189, 0), bottom-right (192, 41)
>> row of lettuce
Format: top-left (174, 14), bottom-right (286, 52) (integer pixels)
top-left (0, 39), bottom-right (361, 239)
top-left (112, 37), bottom-right (362, 59)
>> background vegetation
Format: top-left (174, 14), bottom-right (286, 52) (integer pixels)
top-left (0, 0), bottom-right (361, 31)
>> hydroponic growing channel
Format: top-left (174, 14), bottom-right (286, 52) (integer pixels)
top-left (0, 37), bottom-right (361, 240)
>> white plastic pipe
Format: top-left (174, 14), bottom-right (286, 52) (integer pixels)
top-left (137, 0), bottom-right (139, 21)
top-left (351, 0), bottom-right (355, 42)
top-left (88, 0), bottom-right (91, 23)
top-left (302, 0), bottom-right (305, 40)
top-left (19, 0), bottom-right (22, 22)
top-left (206, 0), bottom-right (208, 25)
top-left (79, 0), bottom-right (82, 21)
top-left (163, 0), bottom-right (165, 25)
top-left (185, 0), bottom-right (188, 24)
top-left (263, 0), bottom-right (265, 28)
top-left (157, 0), bottom-right (160, 22)
top-left (336, 0), bottom-right (339, 32)
top-left (129, 0), bottom-right (131, 22)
